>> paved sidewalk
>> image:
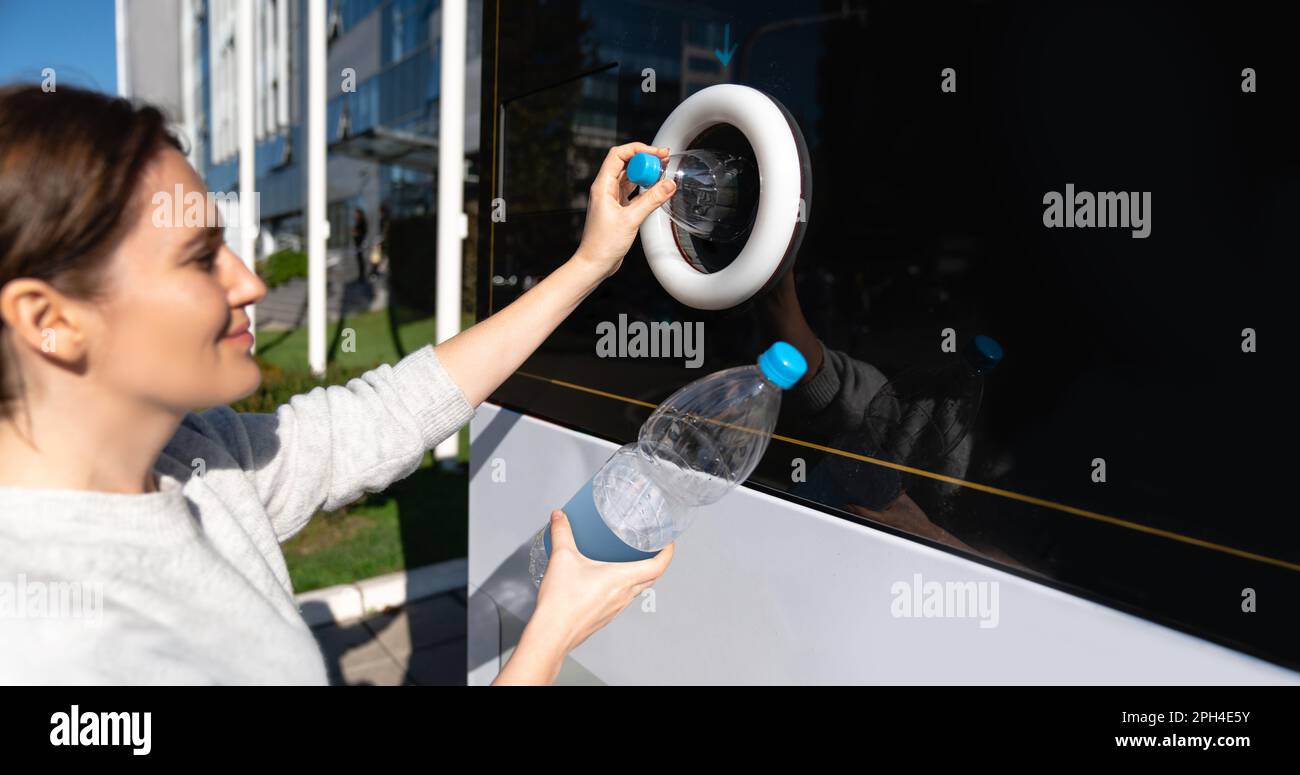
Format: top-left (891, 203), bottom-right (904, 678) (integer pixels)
top-left (310, 587), bottom-right (467, 686)
top-left (258, 246), bottom-right (389, 330)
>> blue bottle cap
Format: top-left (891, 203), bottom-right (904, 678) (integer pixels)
top-left (757, 341), bottom-right (808, 389)
top-left (963, 334), bottom-right (1004, 374)
top-left (627, 152), bottom-right (662, 187)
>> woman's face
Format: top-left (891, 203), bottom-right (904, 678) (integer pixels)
top-left (90, 146), bottom-right (267, 413)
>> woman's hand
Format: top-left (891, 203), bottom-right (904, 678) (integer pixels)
top-left (495, 509), bottom-right (674, 684)
top-left (574, 142), bottom-right (678, 281)
top-left (535, 508), bottom-right (674, 652)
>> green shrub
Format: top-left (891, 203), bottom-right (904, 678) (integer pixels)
top-left (257, 248), bottom-right (309, 289)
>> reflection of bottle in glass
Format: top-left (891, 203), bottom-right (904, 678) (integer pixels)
top-left (626, 150), bottom-right (757, 242)
top-left (527, 342), bottom-right (808, 586)
top-left (799, 335), bottom-right (1003, 512)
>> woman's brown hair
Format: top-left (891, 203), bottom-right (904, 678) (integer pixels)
top-left (0, 83), bottom-right (182, 419)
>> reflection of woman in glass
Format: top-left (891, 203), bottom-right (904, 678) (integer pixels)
top-left (760, 270), bottom-right (1024, 568)
top-left (0, 85), bottom-right (678, 684)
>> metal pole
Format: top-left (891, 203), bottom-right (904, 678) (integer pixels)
top-left (114, 0), bottom-right (129, 97)
top-left (435, 0), bottom-right (468, 466)
top-left (237, 0), bottom-right (259, 352)
top-left (307, 0), bottom-right (328, 377)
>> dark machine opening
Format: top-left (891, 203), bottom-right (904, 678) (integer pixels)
top-left (671, 122), bottom-right (761, 274)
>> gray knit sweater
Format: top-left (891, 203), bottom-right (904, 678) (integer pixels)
top-left (0, 344), bottom-right (475, 685)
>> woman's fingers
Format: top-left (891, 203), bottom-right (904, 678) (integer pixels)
top-left (602, 141), bottom-right (663, 174)
top-left (547, 509), bottom-right (580, 553)
top-left (549, 503), bottom-right (672, 591)
top-left (593, 142), bottom-right (668, 199)
top-left (621, 541), bottom-right (675, 585)
top-left (630, 177), bottom-right (677, 221)
top-left (618, 171), bottom-right (636, 204)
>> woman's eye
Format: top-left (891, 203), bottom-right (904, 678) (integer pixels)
top-left (195, 251), bottom-right (218, 272)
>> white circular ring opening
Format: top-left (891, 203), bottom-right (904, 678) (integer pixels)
top-left (641, 84), bottom-right (804, 311)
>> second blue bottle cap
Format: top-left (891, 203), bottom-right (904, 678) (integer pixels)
top-left (963, 334), bottom-right (1004, 374)
top-left (627, 152), bottom-right (663, 187)
top-left (758, 341), bottom-right (808, 389)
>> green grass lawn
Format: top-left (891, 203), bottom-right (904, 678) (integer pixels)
top-left (254, 303), bottom-right (476, 371)
top-left (280, 444), bottom-right (471, 593)
top-left (251, 305), bottom-right (476, 593)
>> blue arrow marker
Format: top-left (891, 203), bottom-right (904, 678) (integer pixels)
top-left (714, 23), bottom-right (738, 68)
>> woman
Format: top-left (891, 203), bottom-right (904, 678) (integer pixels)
top-left (351, 207), bottom-right (369, 283)
top-left (0, 84), bottom-right (677, 685)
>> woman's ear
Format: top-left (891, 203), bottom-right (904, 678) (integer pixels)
top-left (0, 278), bottom-right (90, 366)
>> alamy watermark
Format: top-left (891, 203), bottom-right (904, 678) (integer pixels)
top-left (50, 705), bottom-right (151, 755)
top-left (596, 313), bottom-right (704, 368)
top-left (150, 184), bottom-right (261, 235)
top-left (0, 573), bottom-right (102, 621)
top-left (890, 573), bottom-right (999, 628)
top-left (1043, 183), bottom-right (1150, 239)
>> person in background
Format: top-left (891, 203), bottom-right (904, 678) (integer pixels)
top-left (351, 207), bottom-right (369, 284)
top-left (371, 202), bottom-right (390, 280)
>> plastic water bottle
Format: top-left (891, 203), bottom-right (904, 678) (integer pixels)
top-left (795, 335), bottom-right (1003, 512)
top-left (528, 342), bottom-right (808, 586)
top-left (626, 150), bottom-right (757, 243)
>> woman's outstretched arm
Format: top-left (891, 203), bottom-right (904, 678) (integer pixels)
top-left (435, 142), bottom-right (676, 408)
top-left (196, 143), bottom-right (673, 545)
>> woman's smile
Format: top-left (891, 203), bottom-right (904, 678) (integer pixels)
top-left (221, 319), bottom-right (254, 348)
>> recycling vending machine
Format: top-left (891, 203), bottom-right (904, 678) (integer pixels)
top-left (467, 0), bottom-right (1298, 684)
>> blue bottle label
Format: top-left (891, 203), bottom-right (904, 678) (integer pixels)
top-left (543, 477), bottom-right (661, 563)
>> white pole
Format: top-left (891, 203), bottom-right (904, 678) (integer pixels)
top-left (114, 0), bottom-right (129, 97)
top-left (180, 0), bottom-right (197, 167)
top-left (237, 0), bottom-right (258, 352)
top-left (435, 0), bottom-right (468, 467)
top-left (306, 0), bottom-right (328, 376)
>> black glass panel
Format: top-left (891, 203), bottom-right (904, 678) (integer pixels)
top-left (478, 0), bottom-right (1300, 671)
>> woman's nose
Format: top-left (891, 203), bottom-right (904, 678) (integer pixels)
top-left (225, 249), bottom-right (267, 305)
